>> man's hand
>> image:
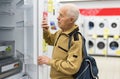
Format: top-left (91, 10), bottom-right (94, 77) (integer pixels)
top-left (38, 56), bottom-right (50, 65)
top-left (42, 18), bottom-right (49, 31)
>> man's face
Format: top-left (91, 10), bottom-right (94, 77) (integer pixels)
top-left (57, 8), bottom-right (71, 31)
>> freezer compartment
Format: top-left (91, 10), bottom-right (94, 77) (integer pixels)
top-left (0, 57), bottom-right (23, 79)
top-left (0, 41), bottom-right (15, 59)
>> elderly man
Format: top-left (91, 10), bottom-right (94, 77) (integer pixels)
top-left (38, 3), bottom-right (83, 79)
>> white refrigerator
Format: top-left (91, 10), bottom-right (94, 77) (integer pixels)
top-left (0, 0), bottom-right (47, 79)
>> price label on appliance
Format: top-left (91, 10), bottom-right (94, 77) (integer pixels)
top-left (1, 62), bottom-right (19, 72)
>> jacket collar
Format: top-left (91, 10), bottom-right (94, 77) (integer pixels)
top-left (60, 25), bottom-right (78, 35)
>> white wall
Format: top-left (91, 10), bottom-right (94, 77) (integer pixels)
top-left (59, 1), bottom-right (120, 8)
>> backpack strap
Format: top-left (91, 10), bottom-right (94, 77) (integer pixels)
top-left (77, 32), bottom-right (88, 58)
top-left (68, 27), bottom-right (88, 58)
top-left (68, 27), bottom-right (79, 49)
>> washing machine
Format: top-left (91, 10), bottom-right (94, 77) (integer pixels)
top-left (86, 36), bottom-right (96, 55)
top-left (84, 18), bottom-right (97, 36)
top-left (96, 18), bottom-right (109, 35)
top-left (95, 37), bottom-right (107, 55)
top-left (108, 18), bottom-right (120, 35)
top-left (108, 37), bottom-right (120, 56)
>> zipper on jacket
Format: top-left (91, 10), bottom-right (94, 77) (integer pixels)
top-left (58, 46), bottom-right (68, 52)
top-left (54, 34), bottom-right (61, 46)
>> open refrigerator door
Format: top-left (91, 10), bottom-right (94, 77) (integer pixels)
top-left (22, 0), bottom-right (43, 79)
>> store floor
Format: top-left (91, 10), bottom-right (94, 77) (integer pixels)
top-left (94, 56), bottom-right (120, 79)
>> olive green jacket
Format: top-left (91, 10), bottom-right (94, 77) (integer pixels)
top-left (43, 25), bottom-right (83, 79)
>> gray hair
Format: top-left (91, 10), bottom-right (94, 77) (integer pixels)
top-left (61, 4), bottom-right (79, 22)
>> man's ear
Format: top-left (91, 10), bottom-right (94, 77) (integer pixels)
top-left (70, 17), bottom-right (75, 23)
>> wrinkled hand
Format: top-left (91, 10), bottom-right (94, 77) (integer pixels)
top-left (42, 18), bottom-right (49, 31)
top-left (38, 56), bottom-right (51, 65)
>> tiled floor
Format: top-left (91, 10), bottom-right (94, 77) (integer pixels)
top-left (94, 56), bottom-right (120, 79)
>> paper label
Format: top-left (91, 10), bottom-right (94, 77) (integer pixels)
top-left (1, 62), bottom-right (19, 72)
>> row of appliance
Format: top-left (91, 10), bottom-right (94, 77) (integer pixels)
top-left (86, 36), bottom-right (120, 56)
top-left (84, 17), bottom-right (120, 36)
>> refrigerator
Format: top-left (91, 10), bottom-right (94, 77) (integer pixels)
top-left (0, 0), bottom-right (50, 79)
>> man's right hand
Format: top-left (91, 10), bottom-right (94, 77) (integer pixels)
top-left (42, 17), bottom-right (49, 31)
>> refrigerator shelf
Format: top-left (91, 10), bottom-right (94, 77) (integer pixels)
top-left (0, 11), bottom-right (14, 15)
top-left (0, 0), bottom-right (12, 3)
top-left (16, 0), bottom-right (24, 8)
top-left (0, 26), bottom-right (14, 30)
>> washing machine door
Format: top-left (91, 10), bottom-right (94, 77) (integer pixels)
top-left (89, 21), bottom-right (94, 30)
top-left (97, 41), bottom-right (105, 49)
top-left (88, 40), bottom-right (94, 48)
top-left (99, 22), bottom-right (105, 28)
top-left (111, 22), bottom-right (117, 28)
top-left (88, 40), bottom-right (95, 54)
top-left (108, 18), bottom-right (120, 35)
top-left (109, 41), bottom-right (119, 50)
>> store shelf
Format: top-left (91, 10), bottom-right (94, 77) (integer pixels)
top-left (89, 54), bottom-right (120, 58)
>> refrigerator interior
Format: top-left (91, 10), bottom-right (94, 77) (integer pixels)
top-left (0, 0), bottom-right (43, 79)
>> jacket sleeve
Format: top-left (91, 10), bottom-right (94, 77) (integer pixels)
top-left (43, 30), bottom-right (59, 46)
top-left (48, 35), bottom-right (83, 75)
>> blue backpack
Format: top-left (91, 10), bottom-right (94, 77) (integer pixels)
top-left (68, 27), bottom-right (99, 79)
